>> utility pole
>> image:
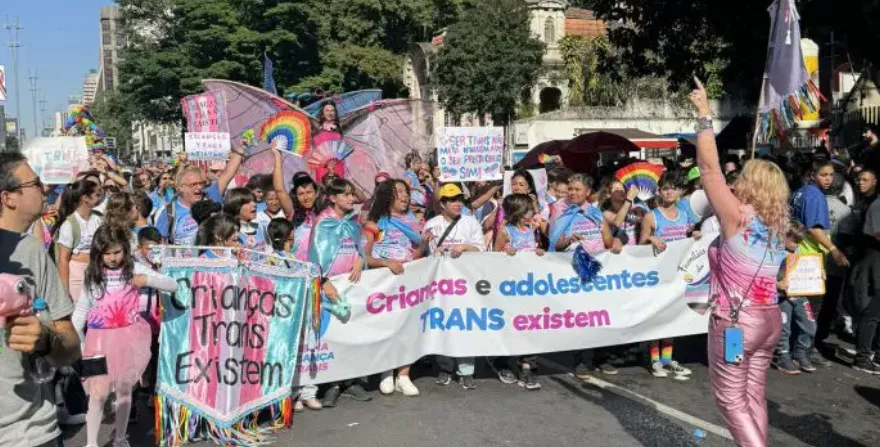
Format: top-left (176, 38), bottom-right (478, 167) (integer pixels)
top-left (28, 69), bottom-right (38, 139)
top-left (38, 93), bottom-right (47, 137)
top-left (4, 19), bottom-right (23, 140)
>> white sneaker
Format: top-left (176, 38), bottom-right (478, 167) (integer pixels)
top-left (379, 371), bottom-right (395, 395)
top-left (294, 399), bottom-right (305, 412)
top-left (113, 438), bottom-right (131, 447)
top-left (395, 375), bottom-right (420, 396)
top-left (665, 360), bottom-right (692, 376)
top-left (650, 361), bottom-right (668, 378)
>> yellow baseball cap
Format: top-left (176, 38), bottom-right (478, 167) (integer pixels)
top-left (438, 183), bottom-right (464, 199)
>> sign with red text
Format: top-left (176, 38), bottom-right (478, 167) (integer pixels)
top-left (295, 240), bottom-right (710, 386)
top-left (184, 132), bottom-right (231, 161)
top-left (437, 126), bottom-right (504, 182)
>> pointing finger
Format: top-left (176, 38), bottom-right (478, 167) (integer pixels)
top-left (693, 76), bottom-right (705, 91)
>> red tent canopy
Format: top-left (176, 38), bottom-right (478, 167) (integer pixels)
top-left (515, 131), bottom-right (641, 173)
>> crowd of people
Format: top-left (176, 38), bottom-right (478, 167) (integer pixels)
top-left (2, 86), bottom-right (880, 447)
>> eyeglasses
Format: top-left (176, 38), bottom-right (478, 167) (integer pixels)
top-left (5, 178), bottom-right (45, 193)
top-left (181, 182), bottom-right (207, 189)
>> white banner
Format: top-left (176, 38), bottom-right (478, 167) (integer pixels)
top-left (294, 237), bottom-right (715, 386)
top-left (184, 132), bottom-right (231, 161)
top-left (437, 127), bottom-right (504, 182)
top-left (23, 137), bottom-right (91, 184)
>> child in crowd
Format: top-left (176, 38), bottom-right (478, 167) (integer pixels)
top-left (774, 221), bottom-right (820, 374)
top-left (310, 178), bottom-right (368, 407)
top-left (134, 227), bottom-right (164, 419)
top-left (493, 193), bottom-right (545, 390)
top-left (54, 179), bottom-right (104, 302)
top-left (196, 213), bottom-right (242, 258)
top-left (639, 172), bottom-right (696, 379)
top-left (72, 225), bottom-right (178, 447)
top-left (363, 179), bottom-right (423, 397)
top-left (223, 187), bottom-right (267, 253)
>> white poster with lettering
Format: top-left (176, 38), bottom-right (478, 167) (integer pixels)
top-left (184, 132), bottom-right (231, 161)
top-left (437, 127), bottom-right (504, 182)
top-left (23, 137), bottom-right (91, 184)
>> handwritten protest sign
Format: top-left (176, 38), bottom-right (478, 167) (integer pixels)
top-left (184, 132), bottom-right (231, 161)
top-left (181, 91), bottom-right (229, 132)
top-left (437, 127), bottom-right (504, 182)
top-left (156, 253), bottom-right (317, 446)
top-left (23, 137), bottom-right (90, 184)
top-left (784, 253), bottom-right (825, 296)
top-left (503, 168), bottom-right (549, 210)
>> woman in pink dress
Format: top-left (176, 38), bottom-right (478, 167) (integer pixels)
top-left (691, 79), bottom-right (790, 447)
top-left (313, 101), bottom-right (345, 183)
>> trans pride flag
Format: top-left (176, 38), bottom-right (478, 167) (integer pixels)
top-left (155, 253), bottom-right (318, 446)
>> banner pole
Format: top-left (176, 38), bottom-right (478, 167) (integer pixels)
top-left (751, 73), bottom-right (768, 159)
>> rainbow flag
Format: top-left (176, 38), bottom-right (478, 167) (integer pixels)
top-left (614, 162), bottom-right (665, 201)
top-left (155, 254), bottom-right (317, 446)
top-left (260, 110), bottom-right (312, 157)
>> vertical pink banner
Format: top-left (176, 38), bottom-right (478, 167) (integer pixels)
top-left (181, 91), bottom-right (228, 133)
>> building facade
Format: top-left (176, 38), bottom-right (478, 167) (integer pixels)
top-left (98, 6), bottom-right (123, 93)
top-left (82, 70), bottom-right (100, 106)
top-left (131, 120), bottom-right (183, 162)
top-left (404, 1), bottom-right (606, 123)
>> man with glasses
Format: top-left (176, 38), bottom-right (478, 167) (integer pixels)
top-left (0, 153), bottom-right (82, 447)
top-left (155, 149), bottom-right (243, 245)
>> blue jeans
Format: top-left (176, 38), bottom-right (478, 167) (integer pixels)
top-left (776, 297), bottom-right (817, 360)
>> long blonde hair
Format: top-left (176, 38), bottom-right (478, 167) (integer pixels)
top-left (733, 159), bottom-right (790, 238)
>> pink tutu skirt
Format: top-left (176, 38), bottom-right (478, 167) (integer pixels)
top-left (68, 259), bottom-right (88, 304)
top-left (82, 319), bottom-right (152, 396)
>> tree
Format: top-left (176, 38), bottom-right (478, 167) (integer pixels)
top-left (89, 91), bottom-right (136, 160)
top-left (587, 0), bottom-right (880, 98)
top-left (117, 0), bottom-right (457, 124)
top-left (432, 0), bottom-right (544, 125)
top-left (4, 135), bottom-right (19, 152)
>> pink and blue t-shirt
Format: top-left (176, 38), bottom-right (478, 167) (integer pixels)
top-left (371, 213), bottom-right (421, 262)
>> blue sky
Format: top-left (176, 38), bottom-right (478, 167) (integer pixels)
top-left (2, 0), bottom-right (115, 137)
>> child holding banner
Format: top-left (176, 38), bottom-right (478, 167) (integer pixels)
top-left (639, 172), bottom-right (696, 379)
top-left (363, 179), bottom-right (423, 397)
top-left (309, 178), bottom-right (369, 407)
top-left (493, 193), bottom-right (545, 390)
top-left (72, 224), bottom-right (178, 447)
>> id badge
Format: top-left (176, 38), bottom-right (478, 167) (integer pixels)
top-left (724, 326), bottom-right (744, 364)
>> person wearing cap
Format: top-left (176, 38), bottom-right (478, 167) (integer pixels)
top-left (422, 183), bottom-right (484, 390)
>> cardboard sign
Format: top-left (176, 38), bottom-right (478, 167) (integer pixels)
top-left (184, 132), bottom-right (231, 161)
top-left (23, 137), bottom-right (91, 184)
top-left (784, 253), bottom-right (825, 296)
top-left (437, 127), bottom-right (504, 182)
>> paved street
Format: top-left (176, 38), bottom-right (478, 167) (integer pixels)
top-left (63, 334), bottom-right (880, 447)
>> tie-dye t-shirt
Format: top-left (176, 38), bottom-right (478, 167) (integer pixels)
top-left (708, 213), bottom-right (787, 312)
top-left (652, 206), bottom-right (693, 242)
top-left (81, 264), bottom-right (156, 330)
top-left (371, 213), bottom-right (421, 262)
top-left (316, 209), bottom-right (359, 277)
top-left (505, 224), bottom-right (538, 252)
